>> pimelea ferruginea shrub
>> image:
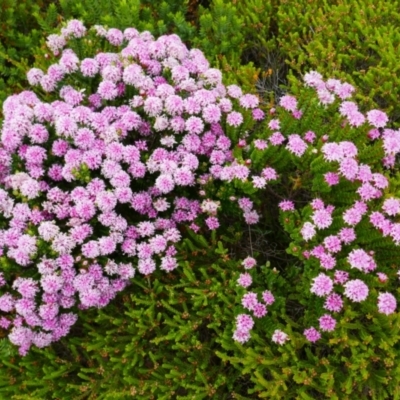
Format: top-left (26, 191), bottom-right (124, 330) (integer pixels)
top-left (2, 18), bottom-right (400, 400)
top-left (0, 20), bottom-right (265, 356)
top-left (232, 70), bottom-right (400, 349)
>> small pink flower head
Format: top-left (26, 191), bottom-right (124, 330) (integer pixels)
top-left (138, 258), bottom-right (156, 275)
top-left (107, 28), bottom-right (124, 46)
top-left (311, 199), bottom-right (325, 210)
top-left (322, 142), bottom-right (344, 162)
top-left (377, 272), bottom-right (388, 283)
top-left (286, 134), bottom-right (307, 156)
top-left (97, 80), bottom-right (118, 100)
top-left (304, 131), bottom-right (316, 143)
top-left (237, 139), bottom-right (247, 148)
top-left (185, 117), bottom-right (204, 135)
top-left (237, 198), bottom-right (253, 212)
top-left (344, 279), bottom-right (369, 302)
top-left (373, 173), bottom-right (389, 189)
top-left (27, 68), bottom-right (44, 86)
top-left (348, 111), bottom-right (366, 127)
top-left (0, 317), bottom-right (11, 329)
top-left (301, 222), bottom-right (316, 241)
top-left (357, 164), bottom-right (373, 183)
top-left (368, 128), bottom-right (381, 140)
top-left (252, 108), bottom-right (265, 120)
top-left (46, 34), bottom-right (66, 54)
top-left (237, 273), bottom-right (252, 288)
top-left (377, 292), bottom-right (397, 315)
top-left (41, 274), bottom-right (63, 294)
top-left (13, 278), bottom-right (39, 298)
top-left (279, 95), bottom-right (298, 112)
top-left (339, 141), bottom-right (358, 158)
top-left (269, 132), bottom-right (285, 145)
top-left (324, 293), bottom-right (343, 312)
top-left (261, 167), bottom-right (278, 181)
top-left (383, 156), bottom-right (395, 172)
top-left (319, 253), bottom-right (336, 270)
top-left (236, 314), bottom-right (254, 331)
top-left (268, 119), bottom-right (280, 130)
top-left (253, 302), bottom-right (267, 318)
top-left (319, 314), bottom-right (336, 332)
top-left (272, 329), bottom-right (289, 345)
top-left (279, 200), bottom-right (295, 211)
top-left (382, 198), bottom-right (400, 216)
top-left (323, 235), bottom-right (341, 253)
top-left (343, 205), bottom-right (364, 226)
top-left (242, 257), bottom-right (257, 270)
top-left (335, 82), bottom-right (355, 99)
top-left (155, 174), bottom-right (175, 194)
top-left (367, 110), bottom-right (388, 128)
top-left (317, 88), bottom-right (335, 105)
top-left (226, 111), bottom-right (243, 127)
top-left (254, 139), bottom-right (268, 150)
top-left (347, 249), bottom-right (376, 273)
top-left (324, 172), bottom-right (340, 186)
top-left (339, 158), bottom-right (359, 181)
top-left (233, 329), bottom-right (251, 343)
top-left (357, 182), bottom-right (381, 202)
top-left (262, 290), bottom-right (275, 305)
top-left (310, 273), bottom-right (333, 297)
top-left (242, 202), bottom-right (258, 219)
top-left (227, 84), bottom-right (242, 98)
top-left (62, 19), bottom-right (87, 38)
top-left (239, 94), bottom-right (259, 109)
top-left (292, 109), bottom-right (303, 119)
top-left (312, 208), bottom-right (333, 229)
top-left (252, 176), bottom-right (266, 189)
top-left (311, 246), bottom-right (325, 260)
top-left (304, 327), bottom-right (321, 343)
top-left (310, 247), bottom-right (326, 260)
top-left (304, 71), bottom-right (323, 88)
top-left (339, 227), bottom-right (356, 244)
top-left (241, 292), bottom-right (258, 311)
top-left (334, 270), bottom-right (349, 284)
top-left (205, 216), bottom-right (219, 230)
top-left (0, 293), bottom-right (15, 312)
top-left (303, 250), bottom-right (311, 259)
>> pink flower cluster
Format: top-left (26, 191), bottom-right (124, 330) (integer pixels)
top-left (0, 20), bottom-right (267, 355)
top-left (233, 287), bottom-right (275, 343)
top-left (304, 71), bottom-right (354, 105)
top-left (300, 200), bottom-right (334, 242)
top-left (237, 198), bottom-right (261, 225)
top-left (377, 292), bottom-right (397, 315)
top-left (271, 329), bottom-right (289, 345)
top-left (4, 19), bottom-right (400, 352)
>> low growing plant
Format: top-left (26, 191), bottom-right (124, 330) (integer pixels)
top-left (0, 20), bottom-right (263, 356)
top-left (1, 19), bottom-right (400, 399)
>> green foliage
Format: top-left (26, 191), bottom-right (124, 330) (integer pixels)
top-left (232, 82), bottom-right (400, 398)
top-left (57, 0), bottom-right (195, 39)
top-left (0, 232), bottom-right (255, 399)
top-left (192, 0), bottom-right (244, 65)
top-left (0, 0), bottom-right (55, 111)
top-left (224, 304), bottom-right (400, 399)
top-left (275, 0), bottom-right (400, 123)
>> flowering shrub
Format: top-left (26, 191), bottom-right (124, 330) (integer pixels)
top-left (2, 18), bottom-right (400, 398)
top-left (232, 70), bottom-right (400, 348)
top-left (0, 20), bottom-right (263, 355)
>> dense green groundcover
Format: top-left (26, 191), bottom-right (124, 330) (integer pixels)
top-left (1, 1), bottom-right (400, 399)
